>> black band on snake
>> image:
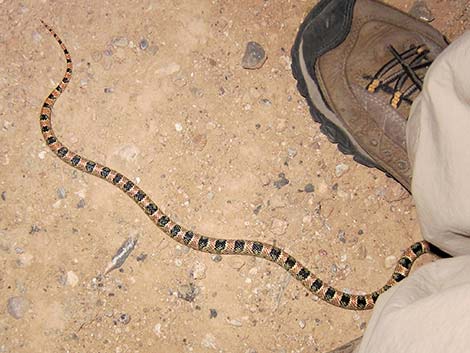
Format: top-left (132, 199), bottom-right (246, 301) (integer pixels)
top-left (38, 20), bottom-right (430, 311)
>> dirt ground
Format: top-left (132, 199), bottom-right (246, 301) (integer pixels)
top-left (0, 1), bottom-right (468, 352)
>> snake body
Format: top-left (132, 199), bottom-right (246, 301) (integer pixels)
top-left (39, 21), bottom-right (430, 310)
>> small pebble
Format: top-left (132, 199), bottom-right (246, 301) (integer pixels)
top-left (153, 323), bottom-right (162, 337)
top-left (38, 151), bottom-right (46, 159)
top-left (1, 191), bottom-right (5, 201)
top-left (273, 173), bottom-right (289, 189)
top-left (304, 183), bottom-right (314, 193)
top-left (118, 313), bottom-right (131, 325)
top-left (190, 87), bottom-right (204, 97)
top-left (384, 255), bottom-right (397, 269)
top-left (177, 283), bottom-right (199, 302)
top-left (209, 309), bottom-right (218, 319)
top-left (139, 38), bottom-right (149, 50)
top-left (76, 199), bottom-right (86, 208)
top-left (104, 87), bottom-right (114, 93)
top-left (260, 98), bottom-right (272, 106)
top-left (57, 187), bottom-right (66, 199)
top-left (112, 36), bottom-right (128, 48)
top-left (66, 270), bottom-right (79, 287)
top-left (175, 123), bottom-right (183, 132)
top-left (7, 296), bottom-right (30, 319)
top-left (241, 41), bottom-right (267, 69)
top-left (212, 255), bottom-right (222, 263)
top-left (287, 147), bottom-right (297, 159)
top-left (227, 318), bottom-right (242, 327)
top-left (30, 225), bottom-right (40, 234)
top-left (136, 253), bottom-right (147, 262)
top-left (298, 320), bottom-right (306, 329)
top-left (189, 261), bottom-right (207, 280)
top-left (338, 230), bottom-right (346, 243)
top-left (335, 163), bottom-right (349, 177)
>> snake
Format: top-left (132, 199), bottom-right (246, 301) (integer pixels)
top-left (38, 20), bottom-right (430, 311)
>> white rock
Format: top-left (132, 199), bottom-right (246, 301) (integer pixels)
top-left (153, 323), bottom-right (162, 337)
top-left (66, 270), bottom-right (79, 287)
top-left (335, 163), bottom-right (350, 177)
top-left (175, 123), bottom-right (183, 132)
top-left (190, 261), bottom-right (207, 280)
top-left (227, 318), bottom-right (242, 327)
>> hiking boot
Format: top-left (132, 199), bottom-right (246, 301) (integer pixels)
top-left (291, 0), bottom-right (448, 191)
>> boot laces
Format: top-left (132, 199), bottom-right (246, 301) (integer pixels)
top-left (365, 45), bottom-right (433, 109)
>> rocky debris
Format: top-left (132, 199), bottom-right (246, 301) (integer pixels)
top-left (304, 183), bottom-right (314, 193)
top-left (117, 313), bottom-right (131, 325)
top-left (227, 318), bottom-right (242, 327)
top-left (211, 255), bottom-right (222, 263)
top-left (273, 173), bottom-right (289, 189)
top-left (335, 163), bottom-right (349, 177)
top-left (136, 253), bottom-right (147, 262)
top-left (65, 271), bottom-right (79, 287)
top-left (139, 38), bottom-right (149, 50)
top-left (177, 283), bottom-right (199, 302)
top-left (111, 36), bottom-right (128, 48)
top-left (209, 309), bottom-right (218, 319)
top-left (189, 261), bottom-right (207, 280)
top-left (57, 187), bottom-right (66, 199)
top-left (241, 41), bottom-right (267, 69)
top-left (338, 230), bottom-right (346, 243)
top-left (76, 199), bottom-right (86, 208)
top-left (7, 296), bottom-right (30, 319)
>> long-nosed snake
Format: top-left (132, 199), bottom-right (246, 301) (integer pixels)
top-left (38, 21), bottom-right (430, 310)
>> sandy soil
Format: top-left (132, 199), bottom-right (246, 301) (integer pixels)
top-left (1, 1), bottom-right (468, 352)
